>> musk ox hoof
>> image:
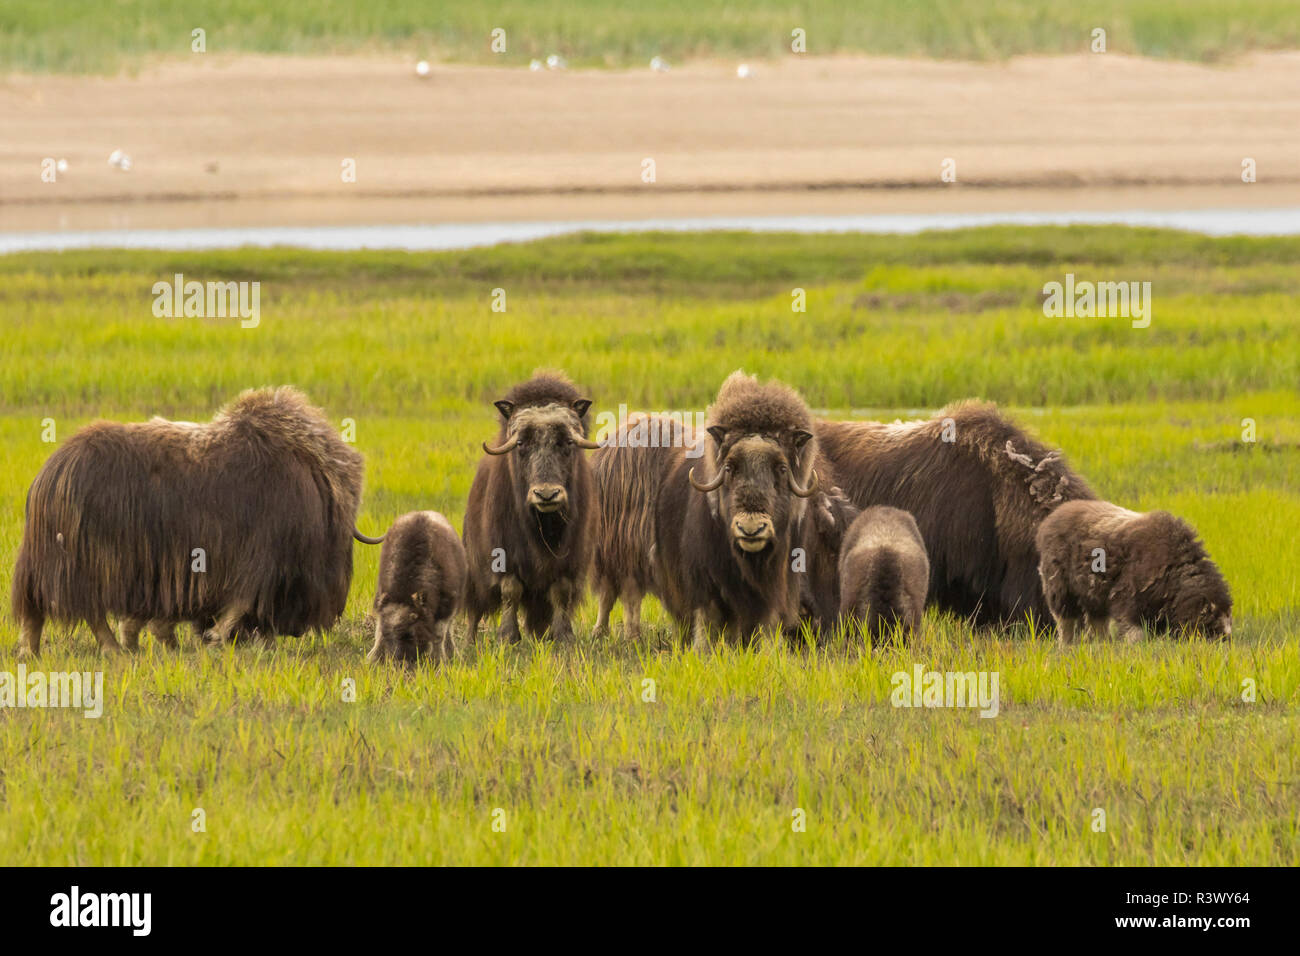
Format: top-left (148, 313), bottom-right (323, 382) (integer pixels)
top-left (591, 623), bottom-right (609, 640)
top-left (16, 645), bottom-right (38, 661)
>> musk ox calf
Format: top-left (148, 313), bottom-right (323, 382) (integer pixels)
top-left (838, 506), bottom-right (929, 640)
top-left (815, 401), bottom-right (1096, 626)
top-left (10, 386), bottom-right (377, 656)
top-left (1036, 500), bottom-right (1232, 642)
top-left (463, 373), bottom-right (598, 643)
top-left (368, 511), bottom-right (467, 664)
top-left (653, 371), bottom-right (821, 646)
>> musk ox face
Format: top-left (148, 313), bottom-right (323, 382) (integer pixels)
top-left (369, 597), bottom-right (432, 663)
top-left (1167, 562), bottom-right (1233, 639)
top-left (483, 399), bottom-right (598, 515)
top-left (692, 427), bottom-right (817, 555)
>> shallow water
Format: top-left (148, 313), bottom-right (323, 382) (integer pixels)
top-left (3, 207), bottom-right (1300, 254)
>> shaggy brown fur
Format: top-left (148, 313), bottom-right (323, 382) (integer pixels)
top-left (838, 506), bottom-right (930, 641)
top-left (1036, 500), bottom-right (1232, 642)
top-left (10, 387), bottom-right (367, 656)
top-left (815, 401), bottom-right (1095, 626)
top-left (369, 511), bottom-right (467, 663)
top-left (463, 372), bottom-right (596, 643)
top-left (794, 484), bottom-right (861, 633)
top-left (654, 371), bottom-right (819, 646)
top-left (590, 413), bottom-right (693, 640)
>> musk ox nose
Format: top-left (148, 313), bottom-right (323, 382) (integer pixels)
top-left (731, 512), bottom-right (773, 552)
top-left (528, 484), bottom-right (568, 512)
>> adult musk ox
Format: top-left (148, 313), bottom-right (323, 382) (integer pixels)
top-left (1036, 500), bottom-right (1232, 642)
top-left (10, 387), bottom-right (378, 656)
top-left (369, 511), bottom-right (467, 664)
top-left (838, 506), bottom-right (930, 641)
top-left (814, 402), bottom-right (1096, 626)
top-left (591, 413), bottom-right (696, 640)
top-left (654, 371), bottom-right (821, 646)
top-left (463, 373), bottom-right (598, 643)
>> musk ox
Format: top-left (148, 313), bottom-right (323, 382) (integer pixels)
top-left (654, 371), bottom-right (821, 646)
top-left (1036, 500), bottom-right (1232, 642)
top-left (814, 401), bottom-right (1096, 626)
top-left (463, 373), bottom-right (598, 643)
top-left (793, 484), bottom-right (861, 634)
top-left (590, 413), bottom-right (696, 640)
top-left (368, 511), bottom-right (467, 664)
top-left (838, 506), bottom-right (930, 640)
top-left (10, 386), bottom-right (378, 656)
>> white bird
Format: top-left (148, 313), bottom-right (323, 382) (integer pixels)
top-left (736, 63), bottom-right (752, 79)
top-left (415, 60), bottom-right (430, 77)
top-left (546, 54), bottom-right (567, 70)
top-left (650, 56), bottom-right (669, 72)
top-left (108, 149), bottom-right (123, 167)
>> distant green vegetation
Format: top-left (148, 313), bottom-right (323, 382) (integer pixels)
top-left (0, 227), bottom-right (1296, 863)
top-left (3, 0), bottom-right (1299, 72)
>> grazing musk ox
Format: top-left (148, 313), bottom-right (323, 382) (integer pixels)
top-left (1036, 500), bottom-right (1232, 642)
top-left (838, 506), bottom-right (930, 640)
top-left (814, 401), bottom-right (1096, 626)
top-left (10, 387), bottom-right (378, 656)
top-left (654, 371), bottom-right (821, 646)
top-left (368, 511), bottom-right (467, 663)
top-left (463, 373), bottom-right (598, 643)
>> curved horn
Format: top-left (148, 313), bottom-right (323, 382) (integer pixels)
top-left (688, 466), bottom-right (725, 493)
top-left (570, 430), bottom-right (602, 450)
top-left (788, 468), bottom-right (820, 498)
top-left (482, 434), bottom-right (519, 455)
top-left (353, 528), bottom-right (386, 545)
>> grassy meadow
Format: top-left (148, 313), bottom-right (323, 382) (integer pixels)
top-left (4, 0), bottom-right (1300, 71)
top-left (0, 226), bottom-right (1297, 864)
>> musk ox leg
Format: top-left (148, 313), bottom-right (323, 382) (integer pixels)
top-left (498, 575), bottom-right (522, 644)
top-left (118, 617), bottom-right (143, 652)
top-left (691, 610), bottom-right (712, 652)
top-left (18, 611), bottom-right (44, 658)
top-left (365, 622), bottom-right (386, 664)
top-left (592, 583), bottom-right (616, 640)
top-left (89, 616), bottom-right (121, 654)
top-left (612, 581), bottom-right (643, 641)
top-left (151, 621), bottom-right (179, 650)
top-left (1053, 614), bottom-right (1081, 645)
top-left (436, 620), bottom-right (455, 662)
top-left (1085, 614), bottom-right (1111, 641)
top-left (1117, 619), bottom-right (1145, 643)
top-left (203, 603), bottom-right (250, 647)
top-left (547, 580), bottom-right (576, 643)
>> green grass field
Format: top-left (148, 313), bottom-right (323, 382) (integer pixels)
top-left (1, 227), bottom-right (1297, 864)
top-left (4, 0), bottom-right (1300, 72)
